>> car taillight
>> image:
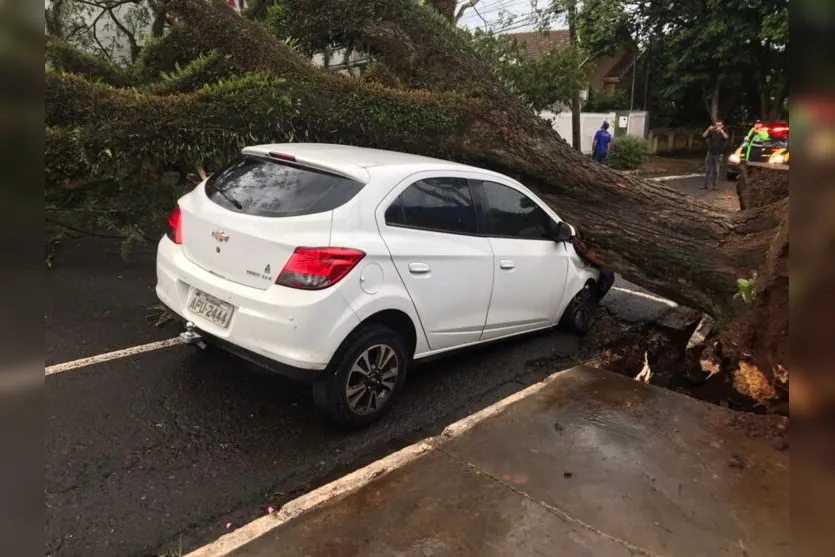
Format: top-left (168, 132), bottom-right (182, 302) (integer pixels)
top-left (276, 247), bottom-right (365, 290)
top-left (166, 204), bottom-right (183, 244)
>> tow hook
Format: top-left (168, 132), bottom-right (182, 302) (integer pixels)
top-left (179, 321), bottom-right (207, 349)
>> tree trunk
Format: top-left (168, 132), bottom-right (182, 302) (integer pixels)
top-left (150, 0), bottom-right (170, 38)
top-left (737, 163), bottom-right (789, 210)
top-left (709, 79), bottom-right (720, 122)
top-left (46, 0), bottom-right (787, 324)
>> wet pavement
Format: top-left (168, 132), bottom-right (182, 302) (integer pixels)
top-left (659, 173), bottom-right (739, 212)
top-left (44, 169), bottom-right (718, 557)
top-left (46, 237), bottom-right (672, 557)
top-left (232, 366), bottom-right (790, 557)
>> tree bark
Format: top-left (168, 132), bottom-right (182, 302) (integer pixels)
top-left (709, 79), bottom-right (720, 122)
top-left (149, 0), bottom-right (170, 38)
top-left (737, 163), bottom-right (789, 210)
top-left (46, 0), bottom-right (787, 322)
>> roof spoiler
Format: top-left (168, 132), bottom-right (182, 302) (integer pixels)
top-left (241, 146), bottom-right (370, 184)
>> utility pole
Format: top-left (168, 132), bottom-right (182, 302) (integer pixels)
top-left (566, 1), bottom-right (582, 152)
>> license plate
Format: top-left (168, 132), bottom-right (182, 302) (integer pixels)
top-left (187, 290), bottom-right (235, 329)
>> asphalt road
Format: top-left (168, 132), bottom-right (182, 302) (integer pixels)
top-left (654, 171), bottom-right (739, 211)
top-left (45, 188), bottom-right (694, 557)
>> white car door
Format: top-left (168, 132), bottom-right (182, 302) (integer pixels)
top-left (475, 179), bottom-right (571, 340)
top-left (377, 175), bottom-right (494, 351)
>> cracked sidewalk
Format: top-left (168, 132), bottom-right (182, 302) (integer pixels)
top-left (219, 366), bottom-right (790, 557)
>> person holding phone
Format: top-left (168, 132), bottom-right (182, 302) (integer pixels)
top-left (702, 120), bottom-right (728, 190)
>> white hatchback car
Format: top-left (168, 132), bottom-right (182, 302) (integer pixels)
top-left (157, 144), bottom-right (613, 427)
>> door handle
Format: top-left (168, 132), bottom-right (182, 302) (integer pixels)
top-left (499, 260), bottom-right (515, 270)
top-left (408, 262), bottom-right (431, 274)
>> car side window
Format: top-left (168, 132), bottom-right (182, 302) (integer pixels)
top-left (385, 177), bottom-right (478, 235)
top-left (479, 181), bottom-right (553, 240)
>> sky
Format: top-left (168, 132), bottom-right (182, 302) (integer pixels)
top-left (456, 0), bottom-right (546, 34)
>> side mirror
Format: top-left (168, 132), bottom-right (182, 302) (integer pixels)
top-left (553, 221), bottom-right (575, 242)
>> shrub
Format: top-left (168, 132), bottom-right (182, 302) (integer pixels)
top-left (583, 89), bottom-right (628, 112)
top-left (608, 135), bottom-right (649, 170)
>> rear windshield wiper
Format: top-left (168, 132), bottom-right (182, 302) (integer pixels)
top-left (212, 185), bottom-right (243, 210)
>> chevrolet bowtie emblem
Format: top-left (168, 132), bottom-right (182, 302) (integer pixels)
top-left (211, 230), bottom-right (230, 242)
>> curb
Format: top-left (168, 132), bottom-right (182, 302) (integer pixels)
top-left (185, 368), bottom-right (570, 557)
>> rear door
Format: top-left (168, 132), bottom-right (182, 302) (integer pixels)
top-left (474, 180), bottom-right (570, 340)
top-left (376, 174), bottom-right (493, 351)
top-left (179, 155), bottom-right (365, 290)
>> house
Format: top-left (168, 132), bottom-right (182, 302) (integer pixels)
top-left (504, 30), bottom-right (639, 97)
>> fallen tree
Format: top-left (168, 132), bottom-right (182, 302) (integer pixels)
top-left (45, 0), bottom-right (788, 407)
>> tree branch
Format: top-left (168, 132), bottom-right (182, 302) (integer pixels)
top-left (47, 0), bottom-right (785, 316)
top-left (106, 7), bottom-right (140, 61)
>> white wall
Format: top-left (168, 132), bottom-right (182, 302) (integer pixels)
top-left (540, 110), bottom-right (616, 154)
top-left (627, 111), bottom-right (649, 138)
top-left (311, 48), bottom-right (369, 77)
top-left (540, 110), bottom-right (649, 153)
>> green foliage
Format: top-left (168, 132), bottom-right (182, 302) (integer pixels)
top-left (637, 0), bottom-right (788, 122)
top-left (45, 55), bottom-right (473, 237)
top-left (470, 29), bottom-right (587, 110)
top-left (46, 36), bottom-right (136, 87)
top-left (734, 273), bottom-right (758, 305)
top-left (45, 0), bottom-right (155, 64)
top-left (133, 25), bottom-right (206, 81)
top-left (583, 88), bottom-right (628, 112)
top-left (607, 135), bottom-right (648, 170)
top-left (150, 52), bottom-right (238, 93)
top-left (262, 0), bottom-right (495, 94)
top-left (575, 0), bottom-right (633, 58)
top-left (362, 60), bottom-right (403, 89)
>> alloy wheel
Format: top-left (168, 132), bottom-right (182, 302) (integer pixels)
top-left (344, 344), bottom-right (399, 416)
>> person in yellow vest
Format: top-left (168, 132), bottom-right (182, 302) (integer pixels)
top-left (742, 120), bottom-right (770, 161)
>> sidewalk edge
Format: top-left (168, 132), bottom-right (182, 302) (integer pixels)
top-left (185, 368), bottom-right (570, 557)
top-left (441, 371), bottom-right (560, 439)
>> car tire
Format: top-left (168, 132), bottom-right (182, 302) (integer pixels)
top-left (559, 282), bottom-right (598, 336)
top-left (312, 324), bottom-right (408, 429)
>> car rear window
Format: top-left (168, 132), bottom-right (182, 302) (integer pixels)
top-left (205, 156), bottom-right (364, 217)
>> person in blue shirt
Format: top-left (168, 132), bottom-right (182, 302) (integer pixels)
top-left (592, 122), bottom-right (612, 164)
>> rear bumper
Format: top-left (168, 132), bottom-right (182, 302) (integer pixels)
top-left (166, 311), bottom-right (325, 382)
top-left (155, 236), bottom-right (360, 374)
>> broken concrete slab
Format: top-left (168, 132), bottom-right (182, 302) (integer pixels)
top-left (657, 307), bottom-right (704, 333)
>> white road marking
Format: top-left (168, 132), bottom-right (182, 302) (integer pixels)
top-left (650, 173), bottom-right (704, 182)
top-left (45, 338), bottom-right (181, 376)
top-left (46, 287), bottom-right (674, 376)
top-left (611, 286), bottom-right (678, 307)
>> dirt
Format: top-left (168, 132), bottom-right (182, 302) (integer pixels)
top-left (588, 312), bottom-right (789, 450)
top-left (724, 412), bottom-right (789, 452)
top-left (593, 322), bottom-right (760, 411)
